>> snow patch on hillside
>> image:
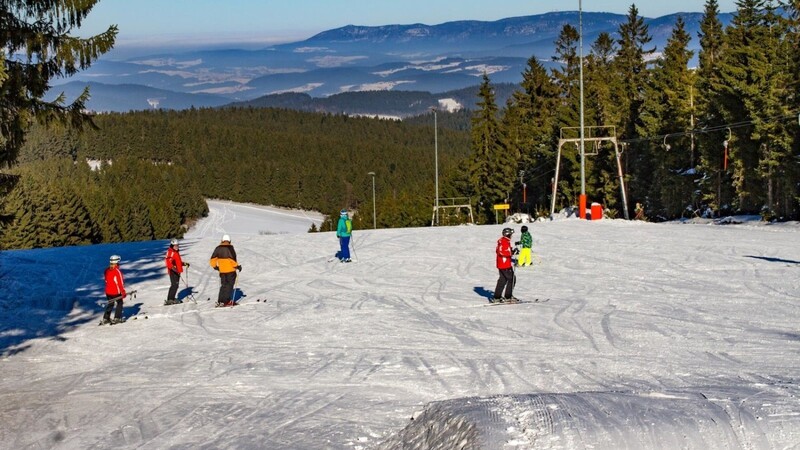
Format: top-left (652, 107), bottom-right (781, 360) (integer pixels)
top-left (309, 55), bottom-right (368, 67)
top-left (340, 81), bottom-right (415, 92)
top-left (269, 82), bottom-right (324, 94)
top-left (437, 98), bottom-right (462, 112)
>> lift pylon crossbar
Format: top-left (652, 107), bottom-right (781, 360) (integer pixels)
top-left (550, 126), bottom-right (630, 220)
top-left (432, 197), bottom-right (474, 226)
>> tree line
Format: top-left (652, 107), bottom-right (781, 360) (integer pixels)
top-left (2, 123), bottom-right (208, 249)
top-left (0, 107), bottom-right (470, 248)
top-left (466, 0), bottom-right (800, 222)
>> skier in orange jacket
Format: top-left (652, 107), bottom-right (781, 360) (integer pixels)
top-left (209, 234), bottom-right (241, 306)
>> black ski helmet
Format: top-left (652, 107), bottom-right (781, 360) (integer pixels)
top-left (521, 225), bottom-right (528, 233)
top-left (502, 227), bottom-right (514, 237)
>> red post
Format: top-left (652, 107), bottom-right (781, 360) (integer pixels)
top-left (579, 194), bottom-right (587, 219)
top-left (723, 144), bottom-right (728, 171)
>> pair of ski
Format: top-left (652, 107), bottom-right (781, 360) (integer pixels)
top-left (97, 290), bottom-right (139, 326)
top-left (485, 297), bottom-right (549, 306)
top-left (98, 318), bottom-right (128, 326)
top-left (98, 315), bottom-right (151, 325)
top-left (214, 298), bottom-right (268, 308)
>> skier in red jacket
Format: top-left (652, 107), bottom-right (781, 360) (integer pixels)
top-left (165, 238), bottom-right (189, 305)
top-left (492, 227), bottom-right (517, 302)
top-left (103, 255), bottom-right (127, 324)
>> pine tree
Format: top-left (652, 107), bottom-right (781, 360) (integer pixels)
top-left (615, 4), bottom-right (656, 139)
top-left (752, 1), bottom-right (795, 218)
top-left (507, 57), bottom-right (559, 212)
top-left (551, 24), bottom-right (584, 209)
top-left (0, 1), bottom-right (117, 224)
top-left (614, 4), bottom-right (656, 211)
top-left (586, 33), bottom-right (621, 128)
top-left (552, 24), bottom-right (582, 131)
top-left (640, 16), bottom-right (697, 218)
top-left (789, 1), bottom-right (800, 216)
top-left (469, 74), bottom-right (511, 222)
top-left (696, 0), bottom-right (731, 216)
top-left (585, 32), bottom-right (625, 213)
top-left (718, 0), bottom-right (793, 215)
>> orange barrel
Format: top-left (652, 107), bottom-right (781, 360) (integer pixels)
top-left (591, 202), bottom-right (603, 220)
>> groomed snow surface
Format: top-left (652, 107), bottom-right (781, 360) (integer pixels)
top-left (1, 200), bottom-right (799, 449)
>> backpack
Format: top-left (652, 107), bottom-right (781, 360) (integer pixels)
top-left (345, 219), bottom-right (352, 233)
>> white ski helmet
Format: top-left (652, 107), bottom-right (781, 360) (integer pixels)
top-left (170, 238), bottom-right (179, 246)
top-left (222, 234), bottom-right (231, 243)
top-left (109, 255), bottom-right (121, 264)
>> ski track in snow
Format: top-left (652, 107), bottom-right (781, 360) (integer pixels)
top-left (0, 203), bottom-right (799, 449)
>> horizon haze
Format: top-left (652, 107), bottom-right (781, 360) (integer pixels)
top-left (78, 0), bottom-right (740, 54)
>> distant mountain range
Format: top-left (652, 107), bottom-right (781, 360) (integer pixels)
top-left (48, 10), bottom-right (734, 116)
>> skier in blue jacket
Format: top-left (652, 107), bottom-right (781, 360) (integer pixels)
top-left (336, 209), bottom-right (352, 262)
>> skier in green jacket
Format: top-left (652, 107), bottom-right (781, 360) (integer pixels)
top-left (516, 225), bottom-right (533, 267)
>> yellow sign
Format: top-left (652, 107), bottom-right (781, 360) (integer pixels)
top-left (493, 204), bottom-right (510, 210)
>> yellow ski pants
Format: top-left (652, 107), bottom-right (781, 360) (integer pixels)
top-left (518, 248), bottom-right (532, 266)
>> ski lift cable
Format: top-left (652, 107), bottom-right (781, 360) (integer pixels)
top-left (619, 110), bottom-right (800, 146)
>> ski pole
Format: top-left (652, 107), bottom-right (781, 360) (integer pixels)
top-left (180, 273), bottom-right (197, 304)
top-left (184, 265), bottom-right (196, 303)
top-left (232, 272), bottom-right (240, 302)
top-left (107, 289), bottom-right (137, 303)
top-left (349, 237), bottom-right (358, 263)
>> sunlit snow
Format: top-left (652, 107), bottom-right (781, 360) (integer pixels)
top-left (1, 200), bottom-right (799, 449)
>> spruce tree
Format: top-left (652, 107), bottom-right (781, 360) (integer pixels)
top-left (506, 56), bottom-right (559, 212)
top-left (696, 0), bottom-right (731, 216)
top-left (790, 1), bottom-right (800, 216)
top-left (586, 33), bottom-right (621, 127)
top-left (613, 4), bottom-right (656, 212)
top-left (0, 1), bottom-right (117, 220)
top-left (753, 1), bottom-right (796, 218)
top-left (718, 0), bottom-right (793, 215)
top-left (469, 74), bottom-right (511, 222)
top-left (551, 24), bottom-right (584, 208)
top-left (640, 16), bottom-right (696, 218)
top-left (585, 32), bottom-right (625, 213)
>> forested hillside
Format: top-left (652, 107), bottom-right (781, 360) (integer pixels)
top-left (224, 83), bottom-right (520, 118)
top-left (1, 108), bottom-right (469, 248)
top-left (0, 154), bottom-right (207, 249)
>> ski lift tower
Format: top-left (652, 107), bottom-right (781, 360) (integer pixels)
top-left (550, 126), bottom-right (630, 220)
top-left (432, 197), bottom-right (474, 226)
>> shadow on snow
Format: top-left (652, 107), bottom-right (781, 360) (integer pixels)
top-left (0, 239), bottom-right (194, 357)
top-left (744, 255), bottom-right (800, 265)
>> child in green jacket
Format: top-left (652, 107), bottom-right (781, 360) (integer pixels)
top-left (517, 225), bottom-right (533, 266)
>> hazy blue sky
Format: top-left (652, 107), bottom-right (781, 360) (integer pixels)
top-left (79, 0), bottom-right (740, 47)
